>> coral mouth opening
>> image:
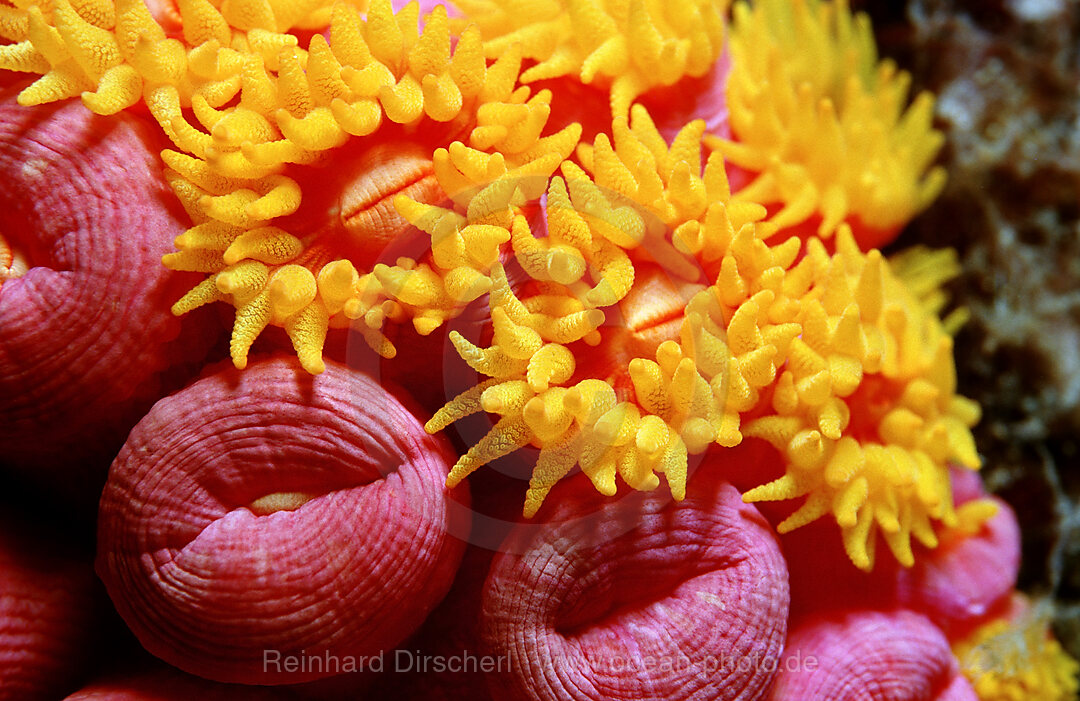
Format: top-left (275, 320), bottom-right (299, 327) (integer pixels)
top-left (278, 139), bottom-right (445, 271)
top-left (553, 562), bottom-right (719, 638)
top-left (842, 375), bottom-right (905, 444)
top-left (247, 491), bottom-right (317, 515)
top-left (577, 265), bottom-right (706, 387)
top-left (0, 229), bottom-right (30, 286)
top-left (554, 577), bottom-right (686, 638)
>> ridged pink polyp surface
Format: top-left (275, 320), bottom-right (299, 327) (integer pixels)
top-left (96, 358), bottom-right (467, 684)
top-left (0, 87), bottom-right (213, 484)
top-left (0, 519), bottom-right (98, 701)
top-left (768, 609), bottom-right (978, 701)
top-left (482, 474), bottom-right (789, 701)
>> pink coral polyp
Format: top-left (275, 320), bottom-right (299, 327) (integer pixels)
top-left (482, 472), bottom-right (789, 701)
top-left (0, 86), bottom-right (215, 500)
top-left (96, 358), bottom-right (468, 684)
top-left (769, 609), bottom-right (978, 700)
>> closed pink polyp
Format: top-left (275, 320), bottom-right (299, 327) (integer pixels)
top-left (768, 609), bottom-right (978, 701)
top-left (481, 474), bottom-right (789, 701)
top-left (0, 87), bottom-right (216, 501)
top-left (96, 357), bottom-right (468, 685)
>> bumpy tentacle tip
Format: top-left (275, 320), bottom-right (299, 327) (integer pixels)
top-left (445, 468), bottom-right (468, 490)
top-left (80, 65), bottom-right (141, 115)
top-left (521, 492), bottom-right (545, 519)
top-left (297, 353), bottom-right (326, 375)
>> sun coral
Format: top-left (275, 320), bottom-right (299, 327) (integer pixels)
top-left (153, 0), bottom-right (579, 373)
top-left (0, 0), bottom-right (585, 373)
top-left (0, 0), bottom-right (978, 575)
top-left (768, 609), bottom-right (978, 700)
top-left (953, 600), bottom-right (1080, 701)
top-left (740, 230), bottom-right (985, 571)
top-left (422, 104), bottom-right (980, 570)
top-left (422, 109), bottom-right (792, 515)
top-left (708, 0), bottom-right (947, 248)
top-left (96, 358), bottom-right (468, 684)
top-left (482, 472), bottom-right (789, 701)
top-left (777, 466), bottom-right (1021, 635)
top-left (0, 87), bottom-right (215, 503)
top-left (1, 0), bottom-right (1070, 698)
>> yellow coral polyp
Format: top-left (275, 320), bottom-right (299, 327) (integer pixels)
top-left (954, 603), bottom-right (1080, 701)
top-left (1, 0), bottom-right (597, 370)
top-left (741, 226), bottom-right (983, 571)
top-left (420, 104), bottom-right (815, 518)
top-left (0, 0), bottom-right (977, 571)
top-left (709, 0), bottom-right (946, 243)
top-left (449, 0), bottom-right (727, 117)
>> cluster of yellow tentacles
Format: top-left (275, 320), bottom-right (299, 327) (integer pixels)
top-left (447, 0), bottom-right (727, 117)
top-left (739, 231), bottom-right (982, 570)
top-left (421, 123), bottom-right (794, 514)
top-left (415, 102), bottom-right (982, 572)
top-left (0, 0), bottom-right (583, 371)
top-left (417, 110), bottom-right (791, 517)
top-left (0, 0), bottom-right (987, 570)
top-left (953, 603), bottom-right (1080, 701)
top-left (709, 0), bottom-right (947, 245)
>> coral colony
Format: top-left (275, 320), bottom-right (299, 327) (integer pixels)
top-left (0, 0), bottom-right (1077, 697)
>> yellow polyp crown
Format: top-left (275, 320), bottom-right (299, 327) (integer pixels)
top-left (423, 104), bottom-right (813, 518)
top-left (709, 0), bottom-right (947, 243)
top-left (740, 226), bottom-right (983, 571)
top-left (1, 0), bottom-right (592, 371)
top-left (0, 0), bottom-right (979, 564)
top-left (953, 602), bottom-right (1080, 701)
top-left (449, 0), bottom-right (728, 117)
